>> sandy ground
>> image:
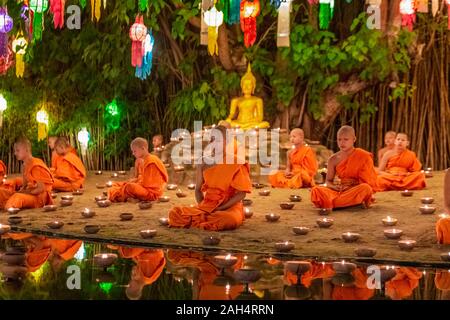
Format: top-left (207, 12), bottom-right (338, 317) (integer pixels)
top-left (1, 171), bottom-right (449, 266)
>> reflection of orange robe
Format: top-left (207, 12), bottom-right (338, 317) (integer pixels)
top-left (285, 262), bottom-right (335, 287)
top-left (168, 250), bottom-right (243, 300)
top-left (53, 152), bottom-right (86, 192)
top-left (311, 148), bottom-right (377, 209)
top-left (2, 158), bottom-right (54, 210)
top-left (109, 154), bottom-right (168, 202)
top-left (25, 237), bottom-right (52, 272)
top-left (436, 217), bottom-right (450, 244)
top-left (0, 160), bottom-right (6, 176)
top-left (169, 163), bottom-right (252, 231)
top-left (376, 150), bottom-right (426, 191)
top-left (332, 268), bottom-right (375, 300)
top-left (385, 267), bottom-right (422, 300)
top-left (49, 239), bottom-right (82, 261)
top-left (435, 271), bottom-right (450, 291)
top-left (51, 147), bottom-right (77, 170)
top-left (269, 145), bottom-right (318, 188)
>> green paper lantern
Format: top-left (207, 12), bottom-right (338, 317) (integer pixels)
top-left (105, 99), bottom-right (121, 131)
top-left (29, 0), bottom-right (49, 41)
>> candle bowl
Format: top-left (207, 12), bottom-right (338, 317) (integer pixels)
top-left (280, 202), bottom-right (295, 210)
top-left (61, 195), bottom-right (74, 201)
top-left (398, 240), bottom-right (416, 251)
top-left (233, 268), bottom-right (261, 284)
top-left (42, 205), bottom-right (57, 212)
top-left (213, 255), bottom-right (238, 269)
top-left (95, 195), bottom-right (107, 202)
top-left (275, 242), bottom-right (295, 252)
top-left (380, 267), bottom-right (397, 283)
top-left (419, 206), bottom-right (436, 215)
top-left (0, 224), bottom-right (11, 236)
top-left (440, 253), bottom-right (450, 262)
top-left (0, 265), bottom-right (28, 280)
top-left (111, 172), bottom-right (119, 178)
top-left (164, 163), bottom-right (171, 168)
top-left (316, 218), bottom-right (334, 228)
top-left (95, 170), bottom-right (102, 175)
top-left (173, 165), bottom-right (185, 172)
top-left (6, 246), bottom-right (27, 254)
top-left (318, 208), bottom-right (332, 216)
top-left (187, 183), bottom-right (196, 190)
top-left (119, 213), bottom-right (134, 221)
top-left (159, 217), bottom-right (169, 226)
top-left (382, 217), bottom-right (398, 227)
top-left (202, 235), bottom-right (221, 246)
top-left (84, 225), bottom-right (100, 234)
top-left (93, 253), bottom-right (118, 269)
top-left (105, 182), bottom-right (113, 188)
top-left (332, 261), bottom-right (357, 274)
top-left (292, 227), bottom-right (310, 235)
top-left (439, 213), bottom-right (450, 220)
top-left (6, 208), bottom-right (20, 215)
top-left (354, 247), bottom-right (377, 258)
top-left (424, 171), bottom-right (433, 178)
top-left (0, 252), bottom-right (26, 266)
top-left (7, 216), bottom-right (22, 225)
top-left (342, 232), bottom-right (361, 243)
top-left (289, 195), bottom-right (302, 202)
top-left (421, 197), bottom-right (434, 205)
top-left (384, 229), bottom-right (403, 239)
top-left (60, 199), bottom-right (73, 207)
top-left (265, 213), bottom-right (280, 222)
top-left (331, 273), bottom-right (355, 287)
top-left (96, 183), bottom-right (106, 189)
top-left (72, 190), bottom-right (84, 196)
top-left (244, 208), bottom-right (253, 219)
top-left (138, 201), bottom-right (153, 210)
top-left (259, 190), bottom-right (271, 196)
top-left (118, 170), bottom-right (127, 175)
top-left (284, 285), bottom-right (311, 300)
top-left (242, 199), bottom-right (253, 206)
top-left (140, 229), bottom-right (157, 239)
top-left (252, 183), bottom-right (265, 189)
top-left (47, 221), bottom-right (64, 230)
top-left (81, 209), bottom-right (95, 218)
top-left (401, 190), bottom-right (413, 197)
top-left (97, 200), bottom-right (111, 208)
top-left (158, 196), bottom-right (170, 203)
top-left (285, 261), bottom-right (312, 275)
top-left (51, 193), bottom-right (58, 199)
top-left (167, 184), bottom-right (178, 191)
top-left (176, 191), bottom-right (187, 198)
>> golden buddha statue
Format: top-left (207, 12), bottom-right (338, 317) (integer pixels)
top-left (223, 64), bottom-right (270, 130)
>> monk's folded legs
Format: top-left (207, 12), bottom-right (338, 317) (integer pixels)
top-left (169, 206), bottom-right (243, 231)
top-left (53, 178), bottom-right (82, 192)
top-left (5, 193), bottom-right (45, 209)
top-left (311, 183), bottom-right (373, 209)
top-left (109, 182), bottom-right (160, 202)
top-left (0, 187), bottom-right (15, 209)
top-left (436, 218), bottom-right (450, 244)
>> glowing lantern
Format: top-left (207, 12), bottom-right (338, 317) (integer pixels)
top-left (105, 99), bottom-right (121, 131)
top-left (240, 0), bottom-right (261, 48)
top-left (135, 31), bottom-right (154, 80)
top-left (446, 0), bottom-right (450, 30)
top-left (0, 7), bottom-right (13, 58)
top-left (220, 0), bottom-right (240, 25)
top-left (204, 5), bottom-right (224, 56)
top-left (49, 0), bottom-right (65, 29)
top-left (90, 0), bottom-right (103, 22)
top-left (12, 33), bottom-right (28, 78)
top-left (399, 0), bottom-right (416, 31)
top-left (319, 0), bottom-right (334, 30)
top-left (29, 0), bottom-right (49, 41)
top-left (0, 93), bottom-right (7, 127)
top-left (77, 127), bottom-right (90, 151)
top-left (36, 109), bottom-right (49, 141)
top-left (129, 15), bottom-right (147, 67)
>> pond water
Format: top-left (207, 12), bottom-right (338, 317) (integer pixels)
top-left (0, 232), bottom-right (449, 300)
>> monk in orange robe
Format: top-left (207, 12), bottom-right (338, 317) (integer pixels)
top-left (269, 128), bottom-right (318, 189)
top-left (108, 137), bottom-right (168, 202)
top-left (52, 137), bottom-right (86, 192)
top-left (0, 160), bottom-right (6, 177)
top-left (310, 126), bottom-right (377, 209)
top-left (377, 131), bottom-right (396, 167)
top-left (330, 267), bottom-right (375, 300)
top-left (435, 169), bottom-right (450, 244)
top-left (376, 133), bottom-right (426, 191)
top-left (1, 138), bottom-right (53, 210)
top-left (169, 126), bottom-right (252, 231)
top-left (48, 136), bottom-right (77, 172)
top-left (284, 261), bottom-right (335, 288)
top-left (22, 236), bottom-right (52, 272)
top-left (385, 267), bottom-right (422, 300)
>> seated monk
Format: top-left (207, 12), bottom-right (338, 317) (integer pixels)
top-left (435, 169), bottom-right (450, 244)
top-left (385, 267), bottom-right (422, 300)
top-left (169, 125), bottom-right (252, 231)
top-left (310, 126), bottom-right (377, 210)
top-left (0, 159), bottom-right (5, 177)
top-left (328, 267), bottom-right (375, 300)
top-left (1, 138), bottom-right (53, 210)
top-left (269, 128), bottom-right (318, 188)
top-left (377, 131), bottom-right (396, 167)
top-left (48, 136), bottom-right (77, 173)
top-left (151, 134), bottom-right (169, 163)
top-left (108, 137), bottom-right (168, 202)
top-left (223, 64), bottom-right (270, 130)
top-left (52, 137), bottom-right (86, 192)
top-left (284, 261), bottom-right (335, 288)
top-left (376, 133), bottom-right (426, 191)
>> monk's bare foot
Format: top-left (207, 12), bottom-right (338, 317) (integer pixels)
top-left (127, 198), bottom-right (140, 204)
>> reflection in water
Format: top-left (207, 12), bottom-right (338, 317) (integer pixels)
top-left (0, 232), bottom-right (449, 300)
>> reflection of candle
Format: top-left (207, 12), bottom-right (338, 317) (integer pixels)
top-left (101, 254), bottom-right (108, 259)
top-left (226, 254), bottom-right (231, 260)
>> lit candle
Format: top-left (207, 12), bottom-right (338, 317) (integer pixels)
top-left (439, 213), bottom-right (450, 219)
top-left (106, 181), bottom-right (113, 187)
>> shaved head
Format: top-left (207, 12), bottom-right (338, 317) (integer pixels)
top-left (131, 137), bottom-right (149, 150)
top-left (290, 128), bottom-right (304, 136)
top-left (14, 137), bottom-right (31, 152)
top-left (337, 125), bottom-right (356, 138)
top-left (385, 131), bottom-right (396, 137)
top-left (396, 132), bottom-right (409, 141)
top-left (54, 137), bottom-right (71, 148)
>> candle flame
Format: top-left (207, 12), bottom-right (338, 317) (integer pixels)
top-left (285, 241), bottom-right (289, 245)
top-left (225, 254), bottom-right (231, 260)
top-left (101, 254), bottom-right (108, 259)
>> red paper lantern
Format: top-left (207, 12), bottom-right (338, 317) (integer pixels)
top-left (129, 15), bottom-right (147, 68)
top-left (446, 0), bottom-right (450, 30)
top-left (399, 0), bottom-right (416, 31)
top-left (240, 0), bottom-right (261, 48)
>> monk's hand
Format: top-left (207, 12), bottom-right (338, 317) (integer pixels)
top-left (284, 171), bottom-right (293, 178)
top-left (327, 183), bottom-right (342, 192)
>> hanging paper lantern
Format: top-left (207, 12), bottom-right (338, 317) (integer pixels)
top-left (12, 33), bottom-right (28, 78)
top-left (446, 0), bottom-right (450, 30)
top-left (139, 0), bottom-right (149, 12)
top-left (50, 0), bottom-right (65, 29)
top-left (240, 0), bottom-right (261, 48)
top-left (0, 93), bottom-right (7, 128)
top-left (36, 109), bottom-right (49, 141)
top-left (319, 0), bottom-right (333, 29)
top-left (105, 99), bottom-right (121, 131)
top-left (276, 0), bottom-right (291, 47)
top-left (204, 5), bottom-right (224, 56)
top-left (79, 0), bottom-right (87, 9)
top-left (77, 127), bottom-right (90, 150)
top-left (129, 15), bottom-right (147, 68)
top-left (308, 0), bottom-right (319, 4)
top-left (431, 0), bottom-right (439, 16)
top-left (29, 0), bottom-right (49, 41)
top-left (91, 0), bottom-right (102, 22)
top-left (0, 7), bottom-right (13, 58)
top-left (135, 31), bottom-right (154, 80)
top-left (0, 45), bottom-right (13, 75)
top-left (219, 0), bottom-right (241, 25)
top-left (399, 0), bottom-right (416, 31)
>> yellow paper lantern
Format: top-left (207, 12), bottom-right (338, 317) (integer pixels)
top-left (12, 34), bottom-right (28, 78)
top-left (36, 109), bottom-right (49, 141)
top-left (204, 5), bottom-right (223, 56)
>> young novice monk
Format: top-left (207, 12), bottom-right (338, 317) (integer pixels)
top-left (48, 136), bottom-right (77, 172)
top-left (169, 125), bottom-right (252, 231)
top-left (377, 131), bottom-right (396, 166)
top-left (1, 137), bottom-right (53, 210)
top-left (52, 137), bottom-right (86, 192)
top-left (376, 133), bottom-right (426, 191)
top-left (310, 126), bottom-right (377, 210)
top-left (435, 169), bottom-right (450, 244)
top-left (269, 128), bottom-right (318, 188)
top-left (108, 137), bottom-right (168, 202)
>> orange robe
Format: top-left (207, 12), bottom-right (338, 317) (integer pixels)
top-left (269, 145), bottom-right (318, 189)
top-left (435, 271), bottom-right (450, 291)
top-left (331, 268), bottom-right (375, 300)
top-left (48, 239), bottom-right (83, 261)
top-left (436, 217), bottom-right (450, 244)
top-left (24, 236), bottom-right (52, 272)
top-left (169, 163), bottom-right (252, 231)
top-left (52, 152), bottom-right (86, 191)
top-left (310, 148), bottom-right (377, 209)
top-left (376, 150), bottom-right (426, 191)
top-left (2, 157), bottom-right (54, 210)
top-left (0, 160), bottom-right (6, 176)
top-left (51, 147), bottom-right (77, 170)
top-left (385, 267), bottom-right (422, 300)
top-left (285, 262), bottom-right (335, 287)
top-left (108, 154), bottom-right (168, 202)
